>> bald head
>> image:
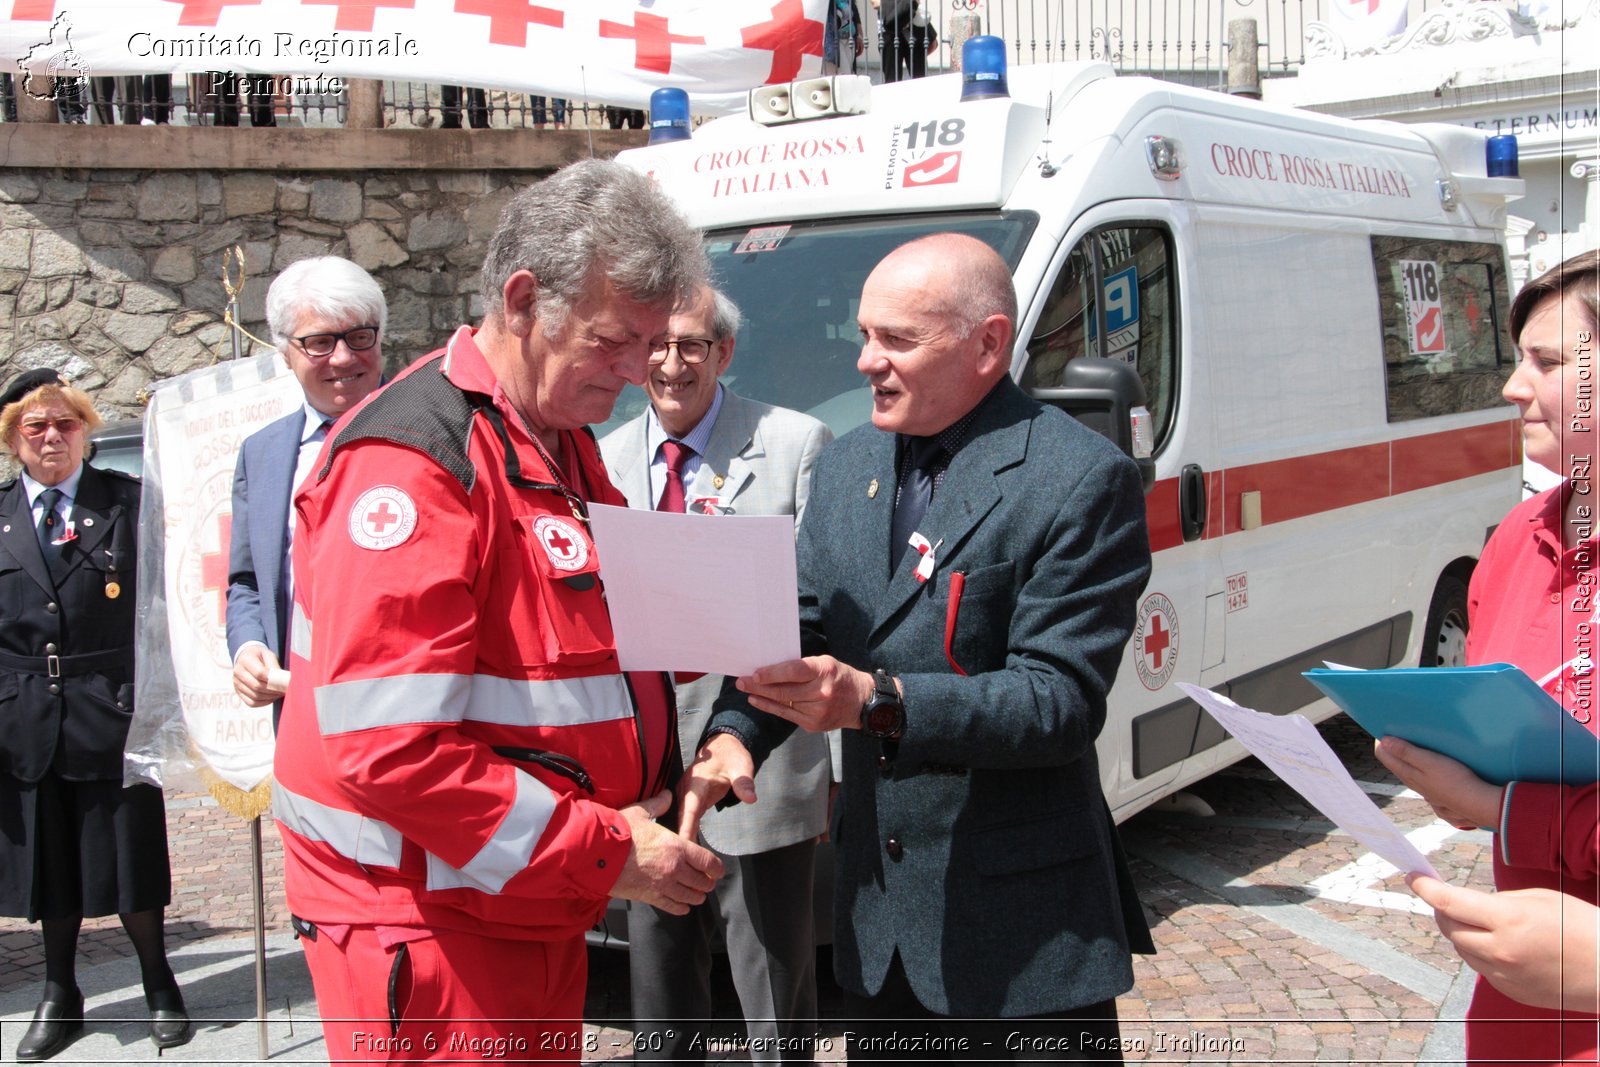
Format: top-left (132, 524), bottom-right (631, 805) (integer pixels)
top-left (885, 233), bottom-right (1018, 335)
top-left (856, 233), bottom-right (1016, 435)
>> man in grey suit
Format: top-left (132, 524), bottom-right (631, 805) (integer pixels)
top-left (683, 235), bottom-right (1154, 1060)
top-left (599, 284), bottom-right (833, 1064)
top-left (227, 257), bottom-right (387, 726)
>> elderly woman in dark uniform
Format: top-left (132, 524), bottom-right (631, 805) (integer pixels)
top-left (0, 369), bottom-right (189, 1061)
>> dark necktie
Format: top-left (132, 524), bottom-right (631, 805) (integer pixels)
top-left (891, 437), bottom-right (943, 570)
top-left (658, 440), bottom-right (690, 513)
top-left (36, 487), bottom-right (65, 576)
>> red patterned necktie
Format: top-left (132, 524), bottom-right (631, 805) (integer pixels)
top-left (658, 440), bottom-right (689, 513)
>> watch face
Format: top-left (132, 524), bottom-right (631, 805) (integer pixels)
top-left (867, 703), bottom-right (898, 734)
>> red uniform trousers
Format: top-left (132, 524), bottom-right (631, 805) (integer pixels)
top-left (302, 922), bottom-right (588, 1064)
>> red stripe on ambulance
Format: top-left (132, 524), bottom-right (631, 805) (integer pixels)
top-left (1147, 418), bottom-right (1520, 553)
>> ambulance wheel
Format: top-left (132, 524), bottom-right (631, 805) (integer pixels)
top-left (1421, 575), bottom-right (1469, 669)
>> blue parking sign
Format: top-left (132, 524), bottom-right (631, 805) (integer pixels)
top-left (1103, 266), bottom-right (1139, 332)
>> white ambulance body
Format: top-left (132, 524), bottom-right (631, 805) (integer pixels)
top-left (616, 63), bottom-right (1525, 821)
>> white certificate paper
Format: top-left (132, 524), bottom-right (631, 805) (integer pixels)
top-left (1176, 683), bottom-right (1440, 880)
top-left (588, 503), bottom-right (801, 677)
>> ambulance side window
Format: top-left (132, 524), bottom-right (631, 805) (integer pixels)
top-left (1023, 225), bottom-right (1177, 449)
top-left (1372, 236), bottom-right (1510, 422)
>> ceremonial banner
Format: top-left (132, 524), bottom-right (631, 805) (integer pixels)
top-left (126, 353), bottom-right (301, 799)
top-left (1326, 0), bottom-right (1408, 50)
top-left (1, 0), bottom-right (828, 114)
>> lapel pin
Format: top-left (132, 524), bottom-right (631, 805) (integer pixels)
top-left (2, 525), bottom-right (8, 533)
top-left (909, 533), bottom-right (943, 583)
top-left (81, 517), bottom-right (94, 527)
top-left (868, 479), bottom-right (879, 499)
top-left (105, 579), bottom-right (121, 599)
top-left (712, 473), bottom-right (725, 489)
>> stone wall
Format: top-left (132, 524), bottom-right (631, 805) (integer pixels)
top-left (0, 125), bottom-right (644, 420)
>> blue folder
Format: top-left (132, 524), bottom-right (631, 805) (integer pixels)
top-left (1304, 663), bottom-right (1600, 786)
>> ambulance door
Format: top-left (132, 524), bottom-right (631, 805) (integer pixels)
top-left (1198, 206), bottom-right (1401, 720)
top-left (1016, 205), bottom-right (1222, 814)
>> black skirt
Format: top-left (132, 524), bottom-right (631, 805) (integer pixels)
top-left (0, 770), bottom-right (172, 921)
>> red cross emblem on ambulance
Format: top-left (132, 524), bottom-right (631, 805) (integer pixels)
top-left (1134, 592), bottom-right (1179, 691)
top-left (534, 516), bottom-right (589, 571)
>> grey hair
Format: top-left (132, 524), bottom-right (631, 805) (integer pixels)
top-left (480, 159), bottom-right (708, 337)
top-left (265, 256), bottom-right (388, 349)
top-left (709, 287), bottom-right (743, 341)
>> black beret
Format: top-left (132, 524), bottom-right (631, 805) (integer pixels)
top-left (0, 368), bottom-right (67, 412)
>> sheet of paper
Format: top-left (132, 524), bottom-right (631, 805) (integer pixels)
top-left (588, 503), bottom-right (801, 677)
top-left (1176, 683), bottom-right (1440, 880)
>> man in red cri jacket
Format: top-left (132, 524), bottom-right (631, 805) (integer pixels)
top-left (272, 159), bottom-right (720, 1062)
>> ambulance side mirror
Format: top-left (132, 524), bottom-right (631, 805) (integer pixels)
top-left (1031, 357), bottom-right (1156, 494)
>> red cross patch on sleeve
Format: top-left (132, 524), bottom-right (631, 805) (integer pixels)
top-left (348, 485), bottom-right (419, 551)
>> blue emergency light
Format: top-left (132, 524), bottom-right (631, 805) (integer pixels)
top-left (961, 35), bottom-right (1008, 101)
top-left (1486, 134), bottom-right (1519, 178)
top-left (649, 88), bottom-right (691, 145)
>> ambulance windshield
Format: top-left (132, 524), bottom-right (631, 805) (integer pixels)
top-left (593, 211), bottom-right (1037, 439)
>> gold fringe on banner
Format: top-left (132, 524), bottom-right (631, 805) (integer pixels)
top-left (199, 761), bottom-right (275, 822)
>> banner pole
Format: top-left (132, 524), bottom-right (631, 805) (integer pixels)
top-left (223, 245), bottom-right (247, 363)
top-left (252, 816), bottom-right (269, 1059)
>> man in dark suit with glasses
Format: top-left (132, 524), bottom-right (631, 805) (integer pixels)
top-left (226, 256), bottom-right (387, 728)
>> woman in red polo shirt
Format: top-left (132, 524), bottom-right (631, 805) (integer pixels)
top-left (1378, 249), bottom-right (1600, 1066)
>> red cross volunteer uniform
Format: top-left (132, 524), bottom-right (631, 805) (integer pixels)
top-left (1461, 482), bottom-right (1600, 1066)
top-left (272, 325), bottom-right (676, 1061)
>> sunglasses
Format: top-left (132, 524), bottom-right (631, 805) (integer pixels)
top-left (18, 416), bottom-right (83, 440)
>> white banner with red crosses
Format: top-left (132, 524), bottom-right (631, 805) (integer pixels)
top-left (126, 352), bottom-right (301, 794)
top-left (2, 0), bottom-right (828, 114)
top-left (1325, 0), bottom-right (1407, 50)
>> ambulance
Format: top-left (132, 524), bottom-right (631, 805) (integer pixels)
top-left (613, 50), bottom-right (1526, 821)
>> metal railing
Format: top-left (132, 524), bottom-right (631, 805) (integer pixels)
top-left (912, 0), bottom-right (1449, 86)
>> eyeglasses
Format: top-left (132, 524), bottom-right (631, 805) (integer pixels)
top-left (17, 416), bottom-right (83, 440)
top-left (291, 325), bottom-right (380, 357)
top-left (648, 338), bottom-right (715, 365)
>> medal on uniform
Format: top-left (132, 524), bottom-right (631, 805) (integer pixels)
top-left (868, 479), bottom-right (879, 498)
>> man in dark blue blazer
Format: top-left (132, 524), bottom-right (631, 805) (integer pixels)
top-left (683, 233), bottom-right (1154, 1060)
top-left (227, 257), bottom-right (387, 726)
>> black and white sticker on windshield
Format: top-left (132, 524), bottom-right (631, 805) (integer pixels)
top-left (734, 225), bottom-right (792, 254)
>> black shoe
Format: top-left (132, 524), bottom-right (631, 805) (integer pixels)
top-left (147, 988), bottom-right (192, 1050)
top-left (15, 993), bottom-right (84, 1062)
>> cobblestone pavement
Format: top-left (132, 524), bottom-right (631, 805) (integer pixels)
top-left (0, 713), bottom-right (1486, 1063)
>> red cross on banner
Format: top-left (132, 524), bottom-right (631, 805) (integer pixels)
top-left (160, 0), bottom-right (262, 27)
top-left (740, 0), bottom-right (824, 85)
top-left (10, 1), bottom-right (54, 19)
top-left (200, 514), bottom-right (233, 629)
top-left (599, 11), bottom-right (706, 75)
top-left (302, 0), bottom-right (416, 32)
top-left (454, 0), bottom-right (563, 48)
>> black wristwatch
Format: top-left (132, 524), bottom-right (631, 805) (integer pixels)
top-left (859, 669), bottom-right (905, 740)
